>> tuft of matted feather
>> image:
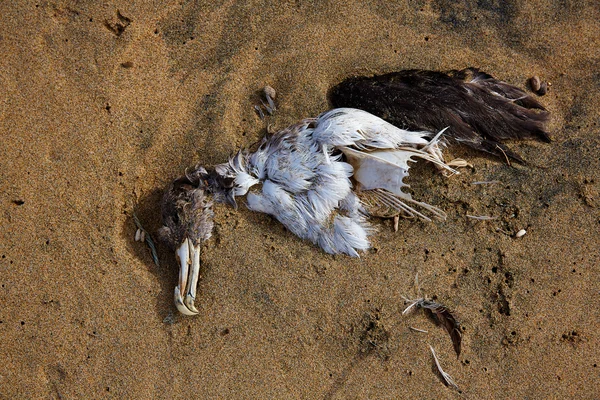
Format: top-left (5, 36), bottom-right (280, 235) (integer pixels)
top-left (429, 345), bottom-right (459, 390)
top-left (403, 298), bottom-right (462, 357)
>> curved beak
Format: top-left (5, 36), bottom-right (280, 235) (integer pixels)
top-left (174, 238), bottom-right (202, 315)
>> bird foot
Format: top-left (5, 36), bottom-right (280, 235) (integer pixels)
top-left (174, 238), bottom-right (201, 316)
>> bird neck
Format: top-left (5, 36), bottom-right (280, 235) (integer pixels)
top-left (204, 150), bottom-right (259, 208)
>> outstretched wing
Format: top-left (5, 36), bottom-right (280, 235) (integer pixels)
top-left (312, 108), bottom-right (454, 220)
top-left (329, 68), bottom-right (550, 162)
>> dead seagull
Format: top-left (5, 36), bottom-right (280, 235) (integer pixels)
top-left (159, 108), bottom-right (459, 314)
top-left (159, 70), bottom-right (550, 315)
top-left (329, 68), bottom-right (550, 162)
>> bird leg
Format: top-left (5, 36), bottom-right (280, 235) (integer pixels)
top-left (174, 238), bottom-right (201, 315)
top-left (185, 242), bottom-right (201, 314)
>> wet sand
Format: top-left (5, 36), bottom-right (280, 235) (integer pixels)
top-left (1, 1), bottom-right (599, 398)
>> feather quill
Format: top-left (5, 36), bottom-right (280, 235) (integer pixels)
top-left (429, 345), bottom-right (459, 390)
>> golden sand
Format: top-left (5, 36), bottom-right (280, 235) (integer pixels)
top-left (1, 1), bottom-right (598, 398)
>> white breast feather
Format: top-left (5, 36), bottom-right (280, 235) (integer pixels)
top-left (239, 108), bottom-right (454, 257)
top-left (313, 108), bottom-right (431, 149)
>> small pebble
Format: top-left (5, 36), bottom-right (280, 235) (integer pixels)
top-left (537, 81), bottom-right (548, 96)
top-left (529, 76), bottom-right (541, 92)
top-left (263, 85), bottom-right (276, 100)
top-left (515, 229), bottom-right (527, 238)
top-left (135, 228), bottom-right (142, 242)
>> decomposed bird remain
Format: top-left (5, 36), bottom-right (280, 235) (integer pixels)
top-left (159, 69), bottom-right (550, 315)
top-left (159, 176), bottom-right (214, 315)
top-left (160, 108), bottom-right (456, 314)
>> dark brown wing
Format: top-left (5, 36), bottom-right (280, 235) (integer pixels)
top-left (329, 68), bottom-right (550, 162)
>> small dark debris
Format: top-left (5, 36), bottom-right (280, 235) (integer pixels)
top-left (502, 331), bottom-right (519, 345)
top-left (561, 330), bottom-right (582, 344)
top-left (359, 310), bottom-right (390, 360)
top-left (104, 10), bottom-right (132, 37)
top-left (528, 75), bottom-right (549, 96)
top-left (12, 199), bottom-right (25, 206)
top-left (120, 61), bottom-right (134, 68)
top-left (537, 81), bottom-right (548, 96)
top-left (163, 312), bottom-right (175, 325)
top-left (497, 294), bottom-right (511, 316)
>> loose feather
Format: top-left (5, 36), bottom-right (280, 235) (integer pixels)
top-left (403, 298), bottom-right (462, 357)
top-left (429, 345), bottom-right (459, 391)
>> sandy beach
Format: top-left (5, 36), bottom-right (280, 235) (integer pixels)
top-left (1, 1), bottom-right (599, 398)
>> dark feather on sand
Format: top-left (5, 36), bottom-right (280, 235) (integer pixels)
top-left (421, 300), bottom-right (462, 358)
top-left (404, 298), bottom-right (462, 357)
top-left (133, 213), bottom-right (160, 267)
top-left (329, 68), bottom-right (550, 163)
